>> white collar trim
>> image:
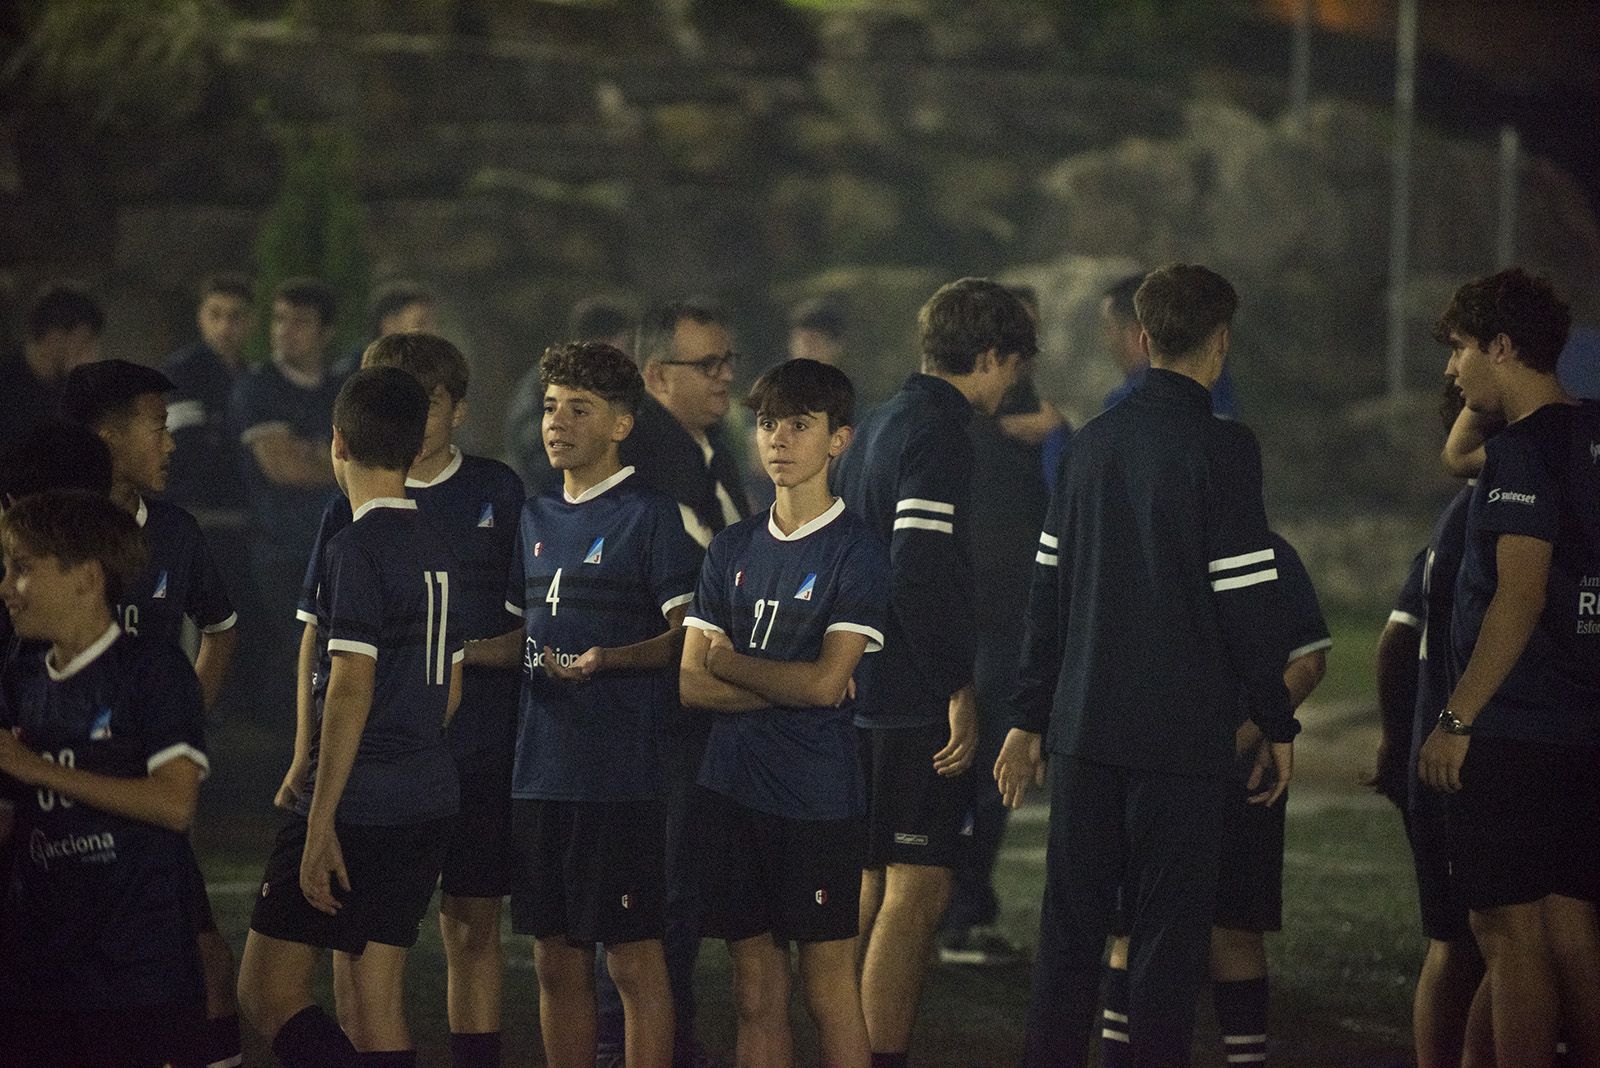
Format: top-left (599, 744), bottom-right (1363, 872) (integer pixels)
top-left (135, 497), bottom-right (148, 528)
top-left (352, 497), bottom-right (418, 522)
top-left (565, 466), bottom-right (635, 504)
top-left (406, 446), bottom-right (462, 489)
top-left (767, 497), bottom-right (845, 541)
top-left (47, 623), bottom-right (122, 681)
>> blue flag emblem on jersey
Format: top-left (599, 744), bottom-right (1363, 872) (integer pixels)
top-left (794, 573), bottom-right (817, 601)
top-left (584, 537), bottom-right (605, 565)
top-left (89, 706), bottom-right (114, 741)
top-left (152, 571), bottom-right (168, 599)
top-left (478, 502), bottom-right (495, 528)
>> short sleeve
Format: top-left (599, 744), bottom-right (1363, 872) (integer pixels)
top-left (649, 498), bottom-right (704, 618)
top-left (1390, 548), bottom-right (1427, 631)
top-left (505, 512), bottom-right (526, 620)
top-left (139, 644), bottom-right (210, 780)
top-left (1271, 535), bottom-right (1331, 664)
top-left (325, 543), bottom-right (384, 661)
top-left (1477, 435), bottom-right (1559, 543)
top-left (300, 495), bottom-right (352, 623)
top-left (825, 535), bottom-right (890, 652)
top-left (685, 532), bottom-right (732, 637)
top-left (186, 526), bottom-right (237, 633)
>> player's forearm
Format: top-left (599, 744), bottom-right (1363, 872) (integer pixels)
top-left (18, 760), bottom-right (200, 833)
top-left (1445, 581), bottom-right (1545, 726)
top-left (998, 405), bottom-right (1064, 446)
top-left (194, 627), bottom-right (238, 713)
top-left (463, 629), bottom-right (523, 670)
top-left (293, 622), bottom-right (318, 761)
top-left (1441, 406), bottom-right (1493, 478)
top-left (680, 663), bottom-right (770, 713)
top-left (253, 436), bottom-right (335, 489)
top-left (706, 646), bottom-right (851, 709)
top-left (305, 665), bottom-right (374, 827)
top-left (1375, 621), bottom-right (1421, 742)
top-left (1283, 650), bottom-right (1326, 711)
top-left (599, 627), bottom-right (684, 674)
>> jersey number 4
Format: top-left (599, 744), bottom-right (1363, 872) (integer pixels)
top-left (423, 570), bottom-right (451, 686)
top-left (546, 567), bottom-right (563, 617)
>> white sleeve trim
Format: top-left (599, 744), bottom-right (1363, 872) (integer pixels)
top-left (825, 621), bottom-right (885, 652)
top-left (452, 647), bottom-right (465, 664)
top-left (684, 616), bottom-right (726, 636)
top-left (295, 609), bottom-right (318, 625)
top-left (148, 743), bottom-right (210, 781)
top-left (1388, 609), bottom-right (1422, 630)
top-left (505, 600), bottom-right (525, 618)
top-left (1036, 550), bottom-right (1060, 567)
top-left (165, 398), bottom-right (205, 432)
top-left (1211, 568), bottom-right (1278, 592)
top-left (1039, 531), bottom-right (1059, 549)
top-left (893, 516), bottom-right (954, 535)
top-left (1208, 547), bottom-right (1275, 573)
top-left (1286, 636), bottom-right (1334, 664)
top-left (327, 638), bottom-right (379, 660)
top-left (239, 420), bottom-right (294, 446)
top-left (201, 612), bottom-right (239, 634)
top-left (897, 497), bottom-right (955, 515)
top-left (661, 592), bottom-right (695, 617)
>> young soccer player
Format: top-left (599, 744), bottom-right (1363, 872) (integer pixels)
top-left (681, 358), bottom-right (889, 1068)
top-left (0, 489), bottom-right (210, 1068)
top-left (465, 340), bottom-right (700, 1068)
top-left (292, 332), bottom-right (525, 1068)
top-left (237, 367), bottom-right (464, 1068)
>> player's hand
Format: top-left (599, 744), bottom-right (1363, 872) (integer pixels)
top-left (0, 729), bottom-right (44, 784)
top-left (1370, 735), bottom-right (1409, 808)
top-left (543, 644), bottom-right (604, 683)
top-left (1233, 720), bottom-right (1263, 759)
top-left (1247, 741), bottom-right (1293, 806)
top-left (994, 728), bottom-right (1044, 809)
top-left (934, 685), bottom-right (977, 776)
top-left (1418, 726), bottom-right (1469, 794)
top-left (846, 676), bottom-right (857, 702)
top-left (274, 757), bottom-right (308, 811)
top-left (300, 821), bottom-right (350, 916)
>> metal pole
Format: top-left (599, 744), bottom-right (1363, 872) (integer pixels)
top-left (1496, 124), bottom-right (1520, 268)
top-left (1385, 0), bottom-right (1418, 400)
top-left (1290, 0), bottom-right (1312, 119)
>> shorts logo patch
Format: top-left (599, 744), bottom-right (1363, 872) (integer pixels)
top-left (893, 832), bottom-right (929, 847)
top-left (534, 541), bottom-right (543, 557)
top-left (815, 889), bottom-right (828, 905)
top-left (478, 502), bottom-right (495, 528)
top-left (620, 893), bottom-right (632, 909)
top-left (584, 537), bottom-right (605, 565)
top-left (794, 573), bottom-right (817, 601)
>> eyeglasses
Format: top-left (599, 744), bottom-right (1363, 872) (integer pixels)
top-left (656, 352), bottom-right (739, 377)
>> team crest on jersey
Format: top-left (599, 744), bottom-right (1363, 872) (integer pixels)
top-left (794, 573), bottom-right (817, 601)
top-left (534, 541), bottom-right (543, 557)
top-left (735, 569), bottom-right (745, 587)
top-left (477, 502), bottom-right (495, 528)
top-left (89, 706), bottom-right (114, 741)
top-left (151, 571), bottom-right (168, 599)
top-left (584, 537), bottom-right (605, 565)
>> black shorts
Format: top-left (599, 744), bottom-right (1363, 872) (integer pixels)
top-left (509, 797), bottom-right (666, 945)
top-left (1447, 736), bottom-right (1600, 912)
top-left (441, 749), bottom-right (515, 899)
top-left (250, 815), bottom-right (452, 955)
top-left (1405, 784), bottom-right (1470, 942)
top-left (0, 1002), bottom-right (208, 1068)
top-left (694, 786), bottom-right (864, 944)
top-left (1213, 767), bottom-right (1286, 932)
top-left (860, 722), bottom-right (969, 869)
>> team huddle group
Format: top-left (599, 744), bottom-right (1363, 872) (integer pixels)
top-left (0, 263), bottom-right (1594, 1068)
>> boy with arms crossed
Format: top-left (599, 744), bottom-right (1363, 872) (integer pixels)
top-left (237, 368), bottom-right (464, 1068)
top-left (0, 490), bottom-right (210, 1067)
top-left (682, 358), bottom-right (889, 1068)
top-left (466, 340), bottom-right (700, 1068)
top-left (292, 333), bottom-right (525, 1068)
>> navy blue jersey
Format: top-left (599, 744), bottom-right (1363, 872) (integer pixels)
top-left (505, 468), bottom-right (701, 802)
top-left (832, 374), bottom-right (976, 729)
top-left (119, 497), bottom-right (236, 650)
top-left (689, 500), bottom-right (890, 821)
top-left (1450, 402), bottom-right (1600, 746)
top-left (163, 341), bottom-right (246, 510)
top-left (1272, 534), bottom-right (1332, 670)
top-left (0, 628), bottom-right (207, 1010)
top-left (299, 449), bottom-right (524, 761)
top-left (229, 361), bottom-right (344, 555)
top-left (1408, 486), bottom-right (1472, 757)
top-left (294, 500), bottom-right (463, 825)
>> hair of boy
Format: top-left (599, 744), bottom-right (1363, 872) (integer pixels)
top-left (0, 489), bottom-right (148, 610)
top-left (361, 331), bottom-right (470, 401)
top-left (1433, 268), bottom-right (1572, 375)
top-left (539, 340), bottom-right (645, 417)
top-left (27, 281), bottom-right (105, 341)
top-left (333, 367), bottom-right (431, 471)
top-left (788, 296), bottom-right (847, 340)
top-left (198, 271), bottom-right (253, 304)
top-left (634, 298), bottom-right (730, 365)
top-left (917, 277), bottom-right (1038, 376)
top-left (275, 276), bottom-right (338, 329)
top-left (569, 296), bottom-right (633, 342)
top-left (59, 359), bottom-right (175, 432)
top-left (1133, 264), bottom-right (1239, 362)
top-left (744, 357), bottom-right (855, 431)
top-left (368, 280), bottom-right (436, 337)
top-left (1103, 273), bottom-right (1146, 324)
top-left (0, 422), bottom-right (114, 502)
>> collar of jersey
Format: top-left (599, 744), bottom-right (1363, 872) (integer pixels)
top-left (406, 445), bottom-right (462, 489)
top-left (565, 465), bottom-right (636, 505)
top-left (352, 497), bottom-right (418, 522)
top-left (767, 497), bottom-right (845, 541)
top-left (135, 497), bottom-right (149, 528)
top-left (1142, 367), bottom-right (1213, 408)
top-left (46, 622), bottom-right (122, 682)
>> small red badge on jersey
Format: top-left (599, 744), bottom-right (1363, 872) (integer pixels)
top-left (815, 889), bottom-right (828, 905)
top-left (534, 541), bottom-right (543, 557)
top-left (735, 569), bottom-right (745, 587)
top-left (621, 893), bottom-right (632, 909)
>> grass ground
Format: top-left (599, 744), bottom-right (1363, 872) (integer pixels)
top-left (197, 612), bottom-right (1420, 1067)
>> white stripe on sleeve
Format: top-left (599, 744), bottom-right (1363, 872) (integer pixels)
top-left (1387, 609), bottom-right (1421, 630)
top-left (893, 516), bottom-right (954, 535)
top-left (1039, 532), bottom-right (1059, 549)
top-left (1208, 547), bottom-right (1275, 573)
top-left (1035, 551), bottom-right (1059, 567)
top-left (896, 497), bottom-right (955, 515)
top-left (1211, 568), bottom-right (1278, 592)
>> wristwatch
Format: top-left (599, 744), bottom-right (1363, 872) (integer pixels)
top-left (1437, 708), bottom-right (1473, 736)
